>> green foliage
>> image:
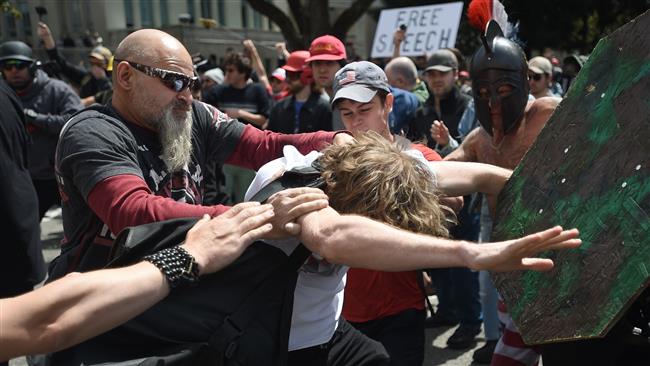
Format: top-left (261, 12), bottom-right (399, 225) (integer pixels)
top-left (1, 0), bottom-right (22, 19)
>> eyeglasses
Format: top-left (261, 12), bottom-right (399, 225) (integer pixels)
top-left (115, 59), bottom-right (199, 92)
top-left (528, 73), bottom-right (543, 81)
top-left (0, 60), bottom-right (31, 71)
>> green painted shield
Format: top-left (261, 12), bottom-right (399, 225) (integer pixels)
top-left (492, 10), bottom-right (650, 344)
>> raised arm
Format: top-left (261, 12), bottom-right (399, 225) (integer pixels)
top-left (243, 40), bottom-right (271, 93)
top-left (37, 22), bottom-right (88, 85)
top-left (392, 27), bottom-right (406, 60)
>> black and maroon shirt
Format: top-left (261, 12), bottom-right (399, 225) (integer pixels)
top-left (52, 100), bottom-right (336, 279)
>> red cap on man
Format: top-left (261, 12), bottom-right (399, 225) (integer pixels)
top-left (282, 50), bottom-right (310, 72)
top-left (305, 35), bottom-right (347, 63)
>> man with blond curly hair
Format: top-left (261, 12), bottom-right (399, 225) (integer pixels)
top-left (243, 132), bottom-right (580, 366)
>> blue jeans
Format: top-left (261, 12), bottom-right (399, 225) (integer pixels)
top-left (479, 199), bottom-right (500, 340)
top-left (430, 196), bottom-right (482, 327)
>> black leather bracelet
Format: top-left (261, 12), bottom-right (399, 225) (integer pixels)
top-left (143, 246), bottom-right (200, 289)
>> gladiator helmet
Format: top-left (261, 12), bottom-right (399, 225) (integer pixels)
top-left (470, 21), bottom-right (529, 137)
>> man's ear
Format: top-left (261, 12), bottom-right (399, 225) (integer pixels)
top-left (453, 69), bottom-right (459, 81)
top-left (385, 93), bottom-right (394, 113)
top-left (114, 61), bottom-right (135, 90)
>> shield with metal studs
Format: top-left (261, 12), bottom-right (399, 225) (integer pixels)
top-left (492, 10), bottom-right (650, 344)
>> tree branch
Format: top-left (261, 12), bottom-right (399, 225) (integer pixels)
top-left (287, 0), bottom-right (307, 40)
top-left (246, 0), bottom-right (304, 49)
top-left (331, 0), bottom-right (376, 40)
top-left (307, 0), bottom-right (331, 39)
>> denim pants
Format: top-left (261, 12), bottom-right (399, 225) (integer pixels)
top-left (430, 196), bottom-right (482, 327)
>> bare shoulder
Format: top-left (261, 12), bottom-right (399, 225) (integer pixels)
top-left (445, 127), bottom-right (483, 162)
top-left (530, 96), bottom-right (562, 114)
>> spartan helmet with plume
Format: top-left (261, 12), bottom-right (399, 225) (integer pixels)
top-left (467, 0), bottom-right (530, 140)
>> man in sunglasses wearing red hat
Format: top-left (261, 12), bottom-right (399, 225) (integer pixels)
top-left (268, 50), bottom-right (332, 134)
top-left (51, 29), bottom-right (352, 280)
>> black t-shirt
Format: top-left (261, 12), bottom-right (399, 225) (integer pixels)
top-left (202, 82), bottom-right (272, 125)
top-left (53, 101), bottom-right (245, 276)
top-left (408, 87), bottom-right (471, 149)
top-left (0, 80), bottom-right (45, 295)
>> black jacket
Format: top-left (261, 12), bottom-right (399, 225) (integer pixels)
top-left (267, 92), bottom-right (332, 134)
top-left (46, 47), bottom-right (112, 98)
top-left (0, 79), bottom-right (46, 295)
top-left (19, 69), bottom-right (84, 179)
top-left (407, 86), bottom-right (471, 149)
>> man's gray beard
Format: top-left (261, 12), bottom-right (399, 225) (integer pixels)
top-left (159, 106), bottom-right (193, 173)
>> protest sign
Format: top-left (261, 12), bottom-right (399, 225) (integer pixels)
top-left (371, 2), bottom-right (463, 58)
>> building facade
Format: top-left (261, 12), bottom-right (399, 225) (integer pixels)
top-left (1, 0), bottom-right (379, 69)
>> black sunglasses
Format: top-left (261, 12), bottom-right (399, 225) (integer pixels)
top-left (528, 73), bottom-right (543, 81)
top-left (1, 60), bottom-right (31, 71)
top-left (115, 59), bottom-right (199, 92)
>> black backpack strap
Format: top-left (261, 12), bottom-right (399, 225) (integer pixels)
top-left (416, 270), bottom-right (436, 317)
top-left (206, 244), bottom-right (310, 362)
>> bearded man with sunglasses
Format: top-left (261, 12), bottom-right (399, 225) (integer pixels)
top-left (51, 29), bottom-right (350, 280)
top-left (0, 41), bottom-right (83, 221)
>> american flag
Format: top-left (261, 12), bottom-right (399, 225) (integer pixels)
top-left (340, 70), bottom-right (356, 85)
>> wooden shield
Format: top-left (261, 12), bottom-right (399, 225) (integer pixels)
top-left (492, 10), bottom-right (650, 344)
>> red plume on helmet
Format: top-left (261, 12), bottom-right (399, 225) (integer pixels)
top-left (467, 0), bottom-right (492, 32)
top-left (467, 0), bottom-right (510, 36)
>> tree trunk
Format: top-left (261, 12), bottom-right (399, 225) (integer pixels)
top-left (246, 0), bottom-right (376, 50)
top-left (246, 0), bottom-right (305, 50)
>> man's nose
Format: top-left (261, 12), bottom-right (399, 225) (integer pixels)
top-left (488, 96), bottom-right (496, 109)
top-left (177, 87), bottom-right (194, 105)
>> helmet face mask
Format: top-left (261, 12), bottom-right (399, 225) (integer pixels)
top-left (470, 21), bottom-right (529, 141)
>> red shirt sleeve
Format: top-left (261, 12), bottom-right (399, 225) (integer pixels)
top-left (87, 174), bottom-right (230, 235)
top-left (225, 124), bottom-right (339, 169)
top-left (410, 143), bottom-right (442, 161)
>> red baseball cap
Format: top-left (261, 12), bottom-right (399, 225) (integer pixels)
top-left (282, 50), bottom-right (310, 72)
top-left (270, 68), bottom-right (286, 81)
top-left (305, 35), bottom-right (347, 63)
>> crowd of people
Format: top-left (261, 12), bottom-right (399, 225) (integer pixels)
top-left (1, 8), bottom-right (645, 366)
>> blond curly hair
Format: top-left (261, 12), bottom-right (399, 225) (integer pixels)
top-left (319, 132), bottom-right (452, 237)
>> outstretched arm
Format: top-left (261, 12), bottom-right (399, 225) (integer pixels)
top-left (297, 207), bottom-right (580, 272)
top-left (0, 203), bottom-right (275, 361)
top-left (430, 161), bottom-right (512, 197)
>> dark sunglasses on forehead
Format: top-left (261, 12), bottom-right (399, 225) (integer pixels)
top-left (528, 73), bottom-right (543, 81)
top-left (115, 59), bottom-right (199, 92)
top-left (0, 60), bottom-right (31, 71)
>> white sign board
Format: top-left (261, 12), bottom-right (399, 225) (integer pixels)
top-left (371, 2), bottom-right (464, 58)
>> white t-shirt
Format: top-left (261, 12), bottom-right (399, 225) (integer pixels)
top-left (244, 145), bottom-right (433, 351)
